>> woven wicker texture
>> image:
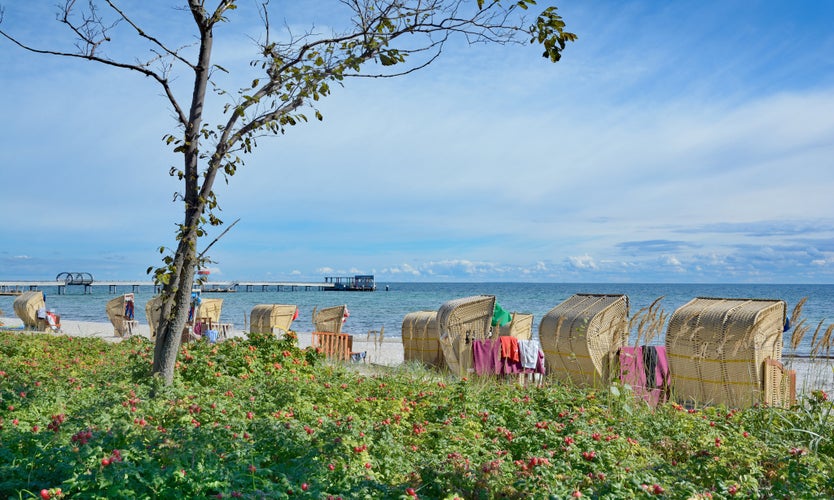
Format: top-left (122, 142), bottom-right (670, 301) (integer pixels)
top-left (665, 297), bottom-right (786, 408)
top-left (312, 305), bottom-right (347, 334)
top-left (197, 298), bottom-right (223, 325)
top-left (498, 312), bottom-right (534, 340)
top-left (539, 294), bottom-right (629, 387)
top-left (437, 295), bottom-right (496, 378)
top-left (13, 291), bottom-right (46, 330)
top-left (763, 358), bottom-right (796, 407)
top-left (401, 310), bottom-right (443, 368)
top-left (105, 293), bottom-right (135, 337)
top-left (250, 304), bottom-right (297, 335)
top-left (145, 296), bottom-right (162, 340)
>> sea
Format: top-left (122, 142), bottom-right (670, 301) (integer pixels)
top-left (2, 282), bottom-right (833, 356)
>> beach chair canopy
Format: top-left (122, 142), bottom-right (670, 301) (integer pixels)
top-left (665, 297), bottom-right (786, 408)
top-left (105, 293), bottom-right (135, 337)
top-left (539, 294), bottom-right (629, 387)
top-left (250, 304), bottom-right (298, 335)
top-left (13, 291), bottom-right (45, 330)
top-left (312, 305), bottom-right (347, 334)
top-left (402, 310), bottom-right (443, 368)
top-left (437, 295), bottom-right (496, 378)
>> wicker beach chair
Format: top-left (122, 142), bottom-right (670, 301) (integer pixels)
top-left (665, 297), bottom-right (787, 408)
top-left (402, 310), bottom-right (443, 368)
top-left (196, 298), bottom-right (223, 327)
top-left (437, 295), bottom-right (496, 378)
top-left (145, 296), bottom-right (162, 340)
top-left (13, 291), bottom-right (46, 330)
top-left (105, 293), bottom-right (137, 337)
top-left (312, 305), bottom-right (348, 334)
top-left (539, 294), bottom-right (629, 387)
top-left (250, 304), bottom-right (297, 336)
top-left (497, 312), bottom-right (534, 340)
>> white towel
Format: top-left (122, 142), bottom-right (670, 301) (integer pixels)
top-left (518, 339), bottom-right (539, 369)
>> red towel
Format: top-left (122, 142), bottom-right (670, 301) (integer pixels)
top-left (499, 336), bottom-right (520, 363)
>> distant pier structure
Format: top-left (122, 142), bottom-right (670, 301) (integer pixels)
top-left (56, 272), bottom-right (95, 294)
top-left (324, 275), bottom-right (376, 292)
top-left (0, 276), bottom-right (357, 294)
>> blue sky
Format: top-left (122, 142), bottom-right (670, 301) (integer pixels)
top-left (1, 1), bottom-right (833, 283)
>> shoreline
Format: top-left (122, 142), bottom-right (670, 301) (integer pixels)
top-left (2, 317), bottom-right (832, 395)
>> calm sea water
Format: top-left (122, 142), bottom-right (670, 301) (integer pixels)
top-left (2, 283), bottom-right (833, 356)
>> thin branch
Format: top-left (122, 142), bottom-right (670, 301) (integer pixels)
top-left (104, 0), bottom-right (195, 70)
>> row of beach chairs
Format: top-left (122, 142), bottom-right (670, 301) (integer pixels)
top-left (11, 290), bottom-right (795, 408)
top-left (402, 294), bottom-right (795, 409)
top-left (12, 291), bottom-right (331, 347)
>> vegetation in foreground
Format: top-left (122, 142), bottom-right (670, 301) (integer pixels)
top-left (0, 330), bottom-right (832, 499)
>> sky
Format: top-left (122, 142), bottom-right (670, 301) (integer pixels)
top-left (1, 1), bottom-right (833, 284)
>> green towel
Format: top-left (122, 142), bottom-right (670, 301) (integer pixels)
top-left (492, 302), bottom-right (512, 327)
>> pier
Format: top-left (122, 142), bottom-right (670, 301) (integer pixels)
top-left (0, 280), bottom-right (336, 294)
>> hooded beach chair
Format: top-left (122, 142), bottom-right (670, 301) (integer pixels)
top-left (13, 291), bottom-right (46, 331)
top-left (105, 293), bottom-right (137, 337)
top-left (437, 295), bottom-right (496, 378)
top-left (311, 305), bottom-right (354, 361)
top-left (539, 294), bottom-right (629, 387)
top-left (665, 297), bottom-right (791, 408)
top-left (312, 304), bottom-right (348, 334)
top-left (250, 304), bottom-right (298, 336)
top-left (145, 296), bottom-right (162, 340)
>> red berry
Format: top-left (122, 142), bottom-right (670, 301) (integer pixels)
top-left (301, 483), bottom-right (309, 491)
top-left (101, 457), bottom-right (111, 466)
top-left (40, 489), bottom-right (51, 500)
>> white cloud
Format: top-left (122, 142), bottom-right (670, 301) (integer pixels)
top-left (568, 255), bottom-right (597, 270)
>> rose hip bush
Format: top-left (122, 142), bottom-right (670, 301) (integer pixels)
top-left (1, 330), bottom-right (832, 499)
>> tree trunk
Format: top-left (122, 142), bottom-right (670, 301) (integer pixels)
top-left (151, 227), bottom-right (199, 384)
top-left (150, 3), bottom-right (215, 386)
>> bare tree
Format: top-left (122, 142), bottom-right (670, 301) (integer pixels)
top-left (0, 0), bottom-right (575, 385)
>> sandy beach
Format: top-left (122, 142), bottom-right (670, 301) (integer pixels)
top-left (2, 316), bottom-right (832, 396)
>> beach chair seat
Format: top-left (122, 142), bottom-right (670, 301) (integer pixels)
top-left (665, 297), bottom-right (786, 408)
top-left (539, 294), bottom-right (629, 387)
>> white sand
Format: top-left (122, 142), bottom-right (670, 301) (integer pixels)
top-left (2, 316), bottom-right (831, 395)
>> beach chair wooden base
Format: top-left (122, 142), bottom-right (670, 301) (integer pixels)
top-left (312, 331), bottom-right (353, 361)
